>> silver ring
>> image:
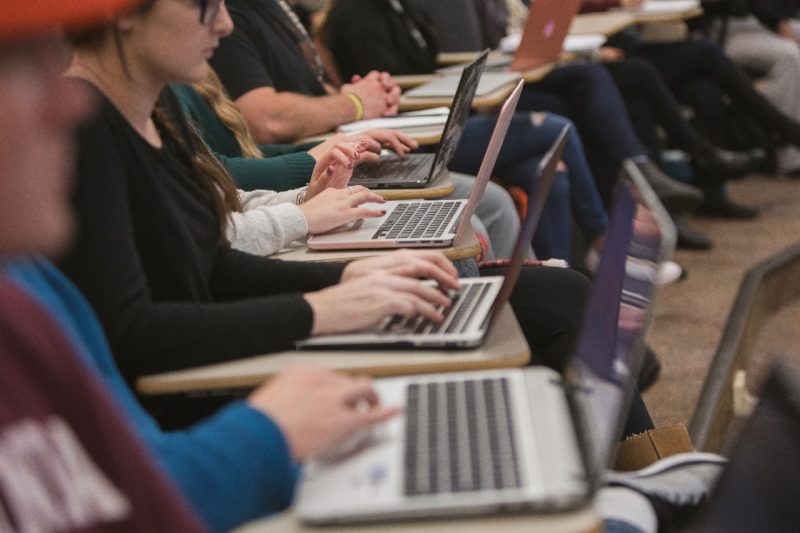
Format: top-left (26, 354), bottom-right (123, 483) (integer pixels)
top-left (346, 186), bottom-right (353, 195)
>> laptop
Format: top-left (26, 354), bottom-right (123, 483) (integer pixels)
top-left (402, 70), bottom-right (523, 99)
top-left (299, 124), bottom-right (568, 350)
top-left (511, 0), bottom-right (582, 71)
top-left (294, 162), bottom-right (678, 524)
top-left (348, 51), bottom-right (488, 190)
top-left (694, 358), bottom-right (800, 532)
top-left (306, 78), bottom-right (522, 251)
top-left (435, 0), bottom-right (583, 77)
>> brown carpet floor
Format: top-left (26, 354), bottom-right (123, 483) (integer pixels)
top-left (644, 174), bottom-right (800, 428)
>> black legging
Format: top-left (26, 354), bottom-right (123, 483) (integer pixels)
top-left (632, 38), bottom-right (800, 147)
top-left (603, 58), bottom-right (709, 155)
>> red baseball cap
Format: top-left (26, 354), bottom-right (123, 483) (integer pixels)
top-left (1, 0), bottom-right (145, 41)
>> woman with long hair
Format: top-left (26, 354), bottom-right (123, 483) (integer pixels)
top-left (62, 0), bottom-right (591, 385)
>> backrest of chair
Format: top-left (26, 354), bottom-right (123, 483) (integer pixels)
top-left (689, 242), bottom-right (800, 452)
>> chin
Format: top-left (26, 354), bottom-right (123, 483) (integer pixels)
top-left (183, 63), bottom-right (210, 85)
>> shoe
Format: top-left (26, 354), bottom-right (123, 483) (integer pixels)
top-left (656, 261), bottom-right (687, 285)
top-left (632, 157), bottom-right (704, 215)
top-left (606, 453), bottom-right (728, 532)
top-left (697, 193), bottom-right (759, 220)
top-left (693, 146), bottom-right (766, 185)
top-left (675, 219), bottom-right (713, 251)
top-left (638, 346), bottom-right (662, 392)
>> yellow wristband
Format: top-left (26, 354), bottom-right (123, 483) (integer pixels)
top-left (343, 91), bottom-right (364, 121)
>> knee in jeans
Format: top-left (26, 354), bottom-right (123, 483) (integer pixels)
top-left (484, 180), bottom-right (516, 210)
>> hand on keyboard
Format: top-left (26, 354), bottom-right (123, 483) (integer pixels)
top-left (340, 249), bottom-right (460, 291)
top-left (301, 186), bottom-right (386, 235)
top-left (304, 270), bottom-right (453, 336)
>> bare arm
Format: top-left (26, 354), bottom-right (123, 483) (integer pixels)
top-left (236, 87), bottom-right (359, 144)
top-left (235, 72), bottom-right (397, 144)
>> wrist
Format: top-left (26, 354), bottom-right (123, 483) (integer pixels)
top-left (295, 186), bottom-right (309, 205)
top-left (342, 91), bottom-right (365, 121)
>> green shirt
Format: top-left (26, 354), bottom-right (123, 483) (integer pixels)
top-left (171, 84), bottom-right (318, 192)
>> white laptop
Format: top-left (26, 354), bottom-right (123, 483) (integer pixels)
top-left (349, 51), bottom-right (489, 189)
top-left (295, 162), bottom-right (678, 524)
top-left (306, 78), bottom-right (523, 251)
top-left (403, 71), bottom-right (523, 99)
top-left (298, 125), bottom-right (569, 350)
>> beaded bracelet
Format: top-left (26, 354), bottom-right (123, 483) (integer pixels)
top-left (342, 91), bottom-right (365, 121)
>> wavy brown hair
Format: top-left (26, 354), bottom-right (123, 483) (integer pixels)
top-left (193, 68), bottom-right (263, 159)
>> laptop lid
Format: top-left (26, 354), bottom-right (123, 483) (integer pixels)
top-left (419, 49), bottom-right (488, 184)
top-left (566, 160), bottom-right (677, 485)
top-left (452, 79), bottom-right (525, 242)
top-left (695, 358), bottom-right (800, 532)
top-left (481, 124), bottom-right (570, 330)
top-left (511, 0), bottom-right (581, 72)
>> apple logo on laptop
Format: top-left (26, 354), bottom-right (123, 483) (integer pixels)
top-left (543, 19), bottom-right (556, 38)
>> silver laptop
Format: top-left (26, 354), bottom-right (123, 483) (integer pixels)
top-left (294, 162), bottom-right (678, 524)
top-left (349, 50), bottom-right (489, 190)
top-left (299, 125), bottom-right (568, 350)
top-left (403, 71), bottom-right (523, 99)
top-left (306, 78), bottom-right (523, 252)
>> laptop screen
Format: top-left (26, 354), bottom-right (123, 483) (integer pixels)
top-left (567, 163), bottom-right (676, 481)
top-left (487, 125), bottom-right (569, 325)
top-left (427, 50), bottom-right (488, 181)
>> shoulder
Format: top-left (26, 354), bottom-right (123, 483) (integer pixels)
top-left (0, 277), bottom-right (78, 376)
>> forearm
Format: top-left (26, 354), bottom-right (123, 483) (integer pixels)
top-left (236, 88), bottom-right (358, 144)
top-left (218, 151), bottom-right (316, 192)
top-left (227, 201), bottom-right (308, 256)
top-left (156, 403), bottom-right (296, 532)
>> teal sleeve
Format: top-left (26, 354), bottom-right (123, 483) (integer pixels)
top-left (218, 151), bottom-right (316, 192)
top-left (260, 141), bottom-right (320, 157)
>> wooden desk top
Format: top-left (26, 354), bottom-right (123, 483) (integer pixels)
top-left (374, 174), bottom-right (455, 200)
top-left (570, 11), bottom-right (636, 36)
top-left (234, 504), bottom-right (600, 533)
top-left (437, 50), bottom-right (509, 66)
top-left (270, 220), bottom-right (481, 264)
top-left (399, 62), bottom-right (552, 112)
top-left (136, 303), bottom-right (529, 396)
top-left (630, 5), bottom-right (704, 23)
top-left (392, 74), bottom-right (436, 89)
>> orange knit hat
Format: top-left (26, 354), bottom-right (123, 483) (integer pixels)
top-left (0, 0), bottom-right (144, 41)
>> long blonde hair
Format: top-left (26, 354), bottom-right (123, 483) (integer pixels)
top-left (192, 68), bottom-right (264, 159)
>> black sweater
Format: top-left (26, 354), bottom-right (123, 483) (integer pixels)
top-left (323, 0), bottom-right (439, 79)
top-left (61, 88), bottom-right (344, 380)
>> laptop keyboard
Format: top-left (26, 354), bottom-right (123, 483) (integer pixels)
top-left (372, 201), bottom-right (461, 240)
top-left (352, 155), bottom-right (430, 180)
top-left (380, 280), bottom-right (492, 336)
top-left (404, 377), bottom-right (522, 495)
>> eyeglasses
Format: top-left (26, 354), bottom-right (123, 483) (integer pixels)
top-left (197, 0), bottom-right (224, 25)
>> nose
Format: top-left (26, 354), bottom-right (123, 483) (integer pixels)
top-left (213, 1), bottom-right (234, 38)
